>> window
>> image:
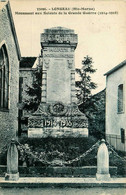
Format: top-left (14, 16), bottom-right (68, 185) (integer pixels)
top-left (118, 84), bottom-right (124, 113)
top-left (19, 77), bottom-right (23, 103)
top-left (121, 128), bottom-right (125, 144)
top-left (0, 44), bottom-right (9, 109)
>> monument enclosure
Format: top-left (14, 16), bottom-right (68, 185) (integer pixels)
top-left (28, 27), bottom-right (88, 138)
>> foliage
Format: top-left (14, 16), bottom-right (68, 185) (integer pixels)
top-left (79, 89), bottom-right (106, 138)
top-left (17, 137), bottom-right (98, 167)
top-left (0, 137), bottom-right (126, 176)
top-left (75, 55), bottom-right (97, 112)
top-left (75, 56), bottom-right (105, 139)
top-left (17, 144), bottom-right (68, 167)
top-left (17, 138), bottom-right (126, 176)
top-left (109, 148), bottom-right (126, 176)
top-left (23, 67), bottom-right (42, 112)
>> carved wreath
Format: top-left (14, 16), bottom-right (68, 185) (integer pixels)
top-left (49, 102), bottom-right (67, 116)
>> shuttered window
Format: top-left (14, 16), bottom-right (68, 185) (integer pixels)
top-left (121, 128), bottom-right (125, 144)
top-left (118, 84), bottom-right (124, 113)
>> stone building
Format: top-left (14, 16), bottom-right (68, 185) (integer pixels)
top-left (0, 1), bottom-right (21, 149)
top-left (105, 60), bottom-right (126, 151)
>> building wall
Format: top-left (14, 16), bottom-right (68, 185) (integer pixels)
top-left (0, 4), bottom-right (19, 149)
top-left (19, 69), bottom-right (34, 133)
top-left (19, 69), bottom-right (34, 106)
top-left (106, 65), bottom-right (126, 151)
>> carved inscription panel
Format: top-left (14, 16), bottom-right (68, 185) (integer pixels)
top-left (41, 33), bottom-right (77, 44)
top-left (42, 47), bottom-right (75, 104)
top-left (43, 47), bottom-right (74, 59)
top-left (47, 59), bottom-right (71, 103)
top-left (29, 118), bottom-right (88, 128)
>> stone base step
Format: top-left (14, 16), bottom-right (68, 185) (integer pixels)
top-left (0, 177), bottom-right (126, 188)
top-left (0, 166), bottom-right (117, 177)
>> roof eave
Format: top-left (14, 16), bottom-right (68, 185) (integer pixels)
top-left (104, 60), bottom-right (126, 76)
top-left (6, 1), bottom-right (21, 60)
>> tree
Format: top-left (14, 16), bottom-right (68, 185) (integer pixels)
top-left (75, 55), bottom-right (97, 114)
top-left (23, 66), bottom-right (42, 113)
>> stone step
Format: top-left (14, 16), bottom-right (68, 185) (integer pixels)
top-left (0, 165), bottom-right (117, 177)
top-left (0, 177), bottom-right (126, 188)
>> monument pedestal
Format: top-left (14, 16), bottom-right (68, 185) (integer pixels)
top-left (96, 173), bottom-right (110, 181)
top-left (5, 172), bottom-right (19, 181)
top-left (28, 102), bottom-right (88, 138)
top-left (28, 128), bottom-right (88, 138)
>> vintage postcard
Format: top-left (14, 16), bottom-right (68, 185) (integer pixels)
top-left (0, 0), bottom-right (126, 193)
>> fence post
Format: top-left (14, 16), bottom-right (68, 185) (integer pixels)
top-left (96, 139), bottom-right (110, 181)
top-left (5, 139), bottom-right (19, 181)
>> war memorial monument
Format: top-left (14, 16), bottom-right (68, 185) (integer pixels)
top-left (28, 27), bottom-right (88, 138)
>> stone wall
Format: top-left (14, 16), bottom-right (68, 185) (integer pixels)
top-left (0, 3), bottom-right (20, 149)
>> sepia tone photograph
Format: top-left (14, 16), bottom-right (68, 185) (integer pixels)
top-left (0, 0), bottom-right (126, 194)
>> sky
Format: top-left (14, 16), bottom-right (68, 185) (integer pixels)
top-left (10, 0), bottom-right (126, 94)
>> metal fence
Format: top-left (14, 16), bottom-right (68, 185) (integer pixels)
top-left (106, 134), bottom-right (126, 152)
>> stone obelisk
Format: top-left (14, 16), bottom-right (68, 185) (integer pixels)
top-left (28, 27), bottom-right (88, 138)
